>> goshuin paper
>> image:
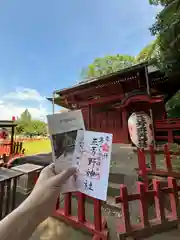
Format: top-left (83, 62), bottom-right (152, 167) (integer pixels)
top-left (73, 130), bottom-right (113, 201)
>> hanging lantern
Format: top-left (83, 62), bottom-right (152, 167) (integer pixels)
top-left (128, 112), bottom-right (153, 148)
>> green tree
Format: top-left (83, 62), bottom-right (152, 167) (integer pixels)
top-left (80, 54), bottom-right (136, 80)
top-left (20, 109), bottom-right (32, 123)
top-left (149, 0), bottom-right (180, 75)
top-left (149, 0), bottom-right (171, 5)
top-left (166, 90), bottom-right (180, 117)
top-left (31, 120), bottom-right (47, 135)
top-left (15, 109), bottom-right (47, 136)
top-left (136, 39), bottom-right (160, 63)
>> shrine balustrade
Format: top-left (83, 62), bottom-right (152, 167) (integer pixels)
top-left (0, 142), bottom-right (25, 168)
top-left (155, 118), bottom-right (180, 143)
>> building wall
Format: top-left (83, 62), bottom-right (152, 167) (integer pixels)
top-left (81, 106), bottom-right (127, 143)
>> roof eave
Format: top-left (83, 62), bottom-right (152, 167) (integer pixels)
top-left (54, 61), bottom-right (153, 95)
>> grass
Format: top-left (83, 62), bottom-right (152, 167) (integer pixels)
top-left (23, 139), bottom-right (52, 156)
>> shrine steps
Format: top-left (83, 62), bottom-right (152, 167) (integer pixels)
top-left (107, 182), bottom-right (120, 197)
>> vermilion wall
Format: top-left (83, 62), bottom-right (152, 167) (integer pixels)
top-left (81, 106), bottom-right (128, 143)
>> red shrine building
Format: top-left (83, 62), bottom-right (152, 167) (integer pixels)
top-left (48, 62), bottom-right (179, 144)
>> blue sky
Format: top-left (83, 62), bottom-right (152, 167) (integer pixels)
top-left (0, 0), bottom-right (160, 120)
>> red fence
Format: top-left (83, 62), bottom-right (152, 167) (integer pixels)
top-left (0, 142), bottom-right (24, 156)
top-left (113, 144), bottom-right (180, 239)
top-left (136, 145), bottom-right (180, 188)
top-left (115, 177), bottom-right (179, 239)
top-left (0, 143), bottom-right (11, 155)
top-left (0, 142), bottom-right (25, 168)
top-left (54, 192), bottom-right (108, 240)
top-left (15, 137), bottom-right (48, 142)
top-left (1, 137), bottom-right (48, 144)
top-left (155, 118), bottom-right (180, 143)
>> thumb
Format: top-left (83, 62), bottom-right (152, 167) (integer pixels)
top-left (49, 167), bottom-right (77, 187)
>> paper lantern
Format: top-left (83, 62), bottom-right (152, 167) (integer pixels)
top-left (128, 112), bottom-right (153, 148)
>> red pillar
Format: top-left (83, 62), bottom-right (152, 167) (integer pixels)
top-left (122, 110), bottom-right (129, 143)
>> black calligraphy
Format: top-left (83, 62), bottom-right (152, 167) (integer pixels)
top-left (84, 179), bottom-right (93, 191)
top-left (84, 135), bottom-right (110, 180)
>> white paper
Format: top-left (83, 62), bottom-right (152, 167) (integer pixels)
top-left (47, 110), bottom-right (85, 193)
top-left (74, 130), bottom-right (113, 201)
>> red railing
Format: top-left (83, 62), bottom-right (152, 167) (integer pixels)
top-left (0, 141), bottom-right (25, 168)
top-left (136, 145), bottom-right (180, 188)
top-left (0, 142), bottom-right (25, 156)
top-left (1, 137), bottom-right (48, 145)
top-left (54, 192), bottom-right (108, 240)
top-left (115, 177), bottom-right (179, 239)
top-left (0, 144), bottom-right (11, 155)
top-left (14, 137), bottom-right (48, 142)
top-left (155, 118), bottom-right (180, 143)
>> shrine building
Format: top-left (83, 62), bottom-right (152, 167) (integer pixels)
top-left (47, 62), bottom-right (180, 144)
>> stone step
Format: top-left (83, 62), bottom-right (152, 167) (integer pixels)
top-left (109, 172), bottom-right (138, 184)
top-left (109, 172), bottom-right (126, 184)
top-left (107, 182), bottom-right (120, 197)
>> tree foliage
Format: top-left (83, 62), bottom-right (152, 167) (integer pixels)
top-left (80, 55), bottom-right (136, 80)
top-left (166, 91), bottom-right (180, 117)
top-left (16, 109), bottom-right (47, 136)
top-left (136, 40), bottom-right (160, 63)
top-left (149, 0), bottom-right (180, 75)
top-left (149, 0), bottom-right (171, 5)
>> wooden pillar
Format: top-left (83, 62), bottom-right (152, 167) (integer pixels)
top-left (122, 109), bottom-right (129, 143)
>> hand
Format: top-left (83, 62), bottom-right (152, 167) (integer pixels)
top-left (21, 164), bottom-right (76, 220)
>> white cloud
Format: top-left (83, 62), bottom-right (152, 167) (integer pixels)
top-left (0, 88), bottom-right (48, 121)
top-left (3, 87), bottom-right (45, 101)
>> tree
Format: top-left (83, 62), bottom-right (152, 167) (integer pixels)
top-left (20, 109), bottom-right (31, 123)
top-left (166, 90), bottom-right (180, 117)
top-left (136, 39), bottom-right (160, 63)
top-left (149, 0), bottom-right (180, 75)
top-left (80, 44), bottom-right (162, 82)
top-left (80, 54), bottom-right (136, 80)
top-left (149, 0), bottom-right (171, 5)
top-left (15, 109), bottom-right (47, 136)
top-left (31, 120), bottom-right (47, 136)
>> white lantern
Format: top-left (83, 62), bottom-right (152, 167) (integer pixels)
top-left (128, 112), bottom-right (153, 148)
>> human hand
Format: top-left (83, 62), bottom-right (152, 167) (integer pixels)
top-left (21, 164), bottom-right (76, 221)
